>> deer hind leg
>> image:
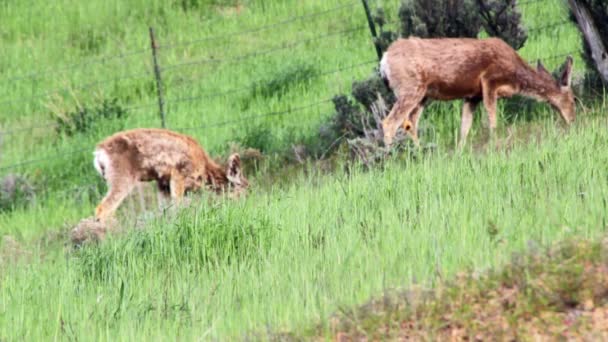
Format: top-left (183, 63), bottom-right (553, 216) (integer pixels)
top-left (481, 80), bottom-right (498, 134)
top-left (95, 176), bottom-right (137, 222)
top-left (382, 86), bottom-right (426, 147)
top-left (459, 97), bottom-right (481, 148)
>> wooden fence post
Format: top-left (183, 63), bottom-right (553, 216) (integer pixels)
top-left (149, 27), bottom-right (167, 128)
top-left (361, 0), bottom-right (383, 61)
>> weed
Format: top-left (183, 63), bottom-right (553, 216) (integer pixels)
top-left (52, 98), bottom-right (128, 137)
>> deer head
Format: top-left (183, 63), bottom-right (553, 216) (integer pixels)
top-left (225, 153), bottom-right (249, 198)
top-left (537, 56), bottom-right (576, 124)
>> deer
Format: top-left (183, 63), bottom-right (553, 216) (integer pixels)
top-left (379, 37), bottom-right (576, 148)
top-left (92, 128), bottom-right (249, 222)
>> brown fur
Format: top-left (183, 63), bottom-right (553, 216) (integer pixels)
top-left (93, 128), bottom-right (248, 222)
top-left (380, 37), bottom-right (575, 147)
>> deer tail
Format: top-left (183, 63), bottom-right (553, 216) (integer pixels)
top-left (93, 148), bottom-right (111, 179)
top-left (379, 53), bottom-right (391, 89)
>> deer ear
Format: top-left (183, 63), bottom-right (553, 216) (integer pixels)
top-left (560, 55), bottom-right (574, 88)
top-left (536, 60), bottom-right (549, 75)
top-left (226, 153), bottom-right (242, 183)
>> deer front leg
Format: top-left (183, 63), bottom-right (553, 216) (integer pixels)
top-left (459, 98), bottom-right (481, 148)
top-left (95, 177), bottom-right (136, 222)
top-left (169, 171), bottom-right (186, 204)
top-left (382, 87), bottom-right (426, 147)
top-left (403, 104), bottom-right (425, 147)
top-left (156, 179), bottom-right (171, 210)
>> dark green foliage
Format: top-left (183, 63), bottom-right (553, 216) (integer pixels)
top-left (372, 8), bottom-right (398, 53)
top-left (53, 99), bottom-right (128, 137)
top-left (174, 0), bottom-right (240, 12)
top-left (235, 123), bottom-right (277, 153)
top-left (476, 0), bottom-right (528, 50)
top-left (398, 0), bottom-right (527, 48)
top-left (68, 28), bottom-right (107, 55)
top-left (569, 0), bottom-right (608, 89)
top-left (351, 75), bottom-right (396, 111)
top-left (241, 62), bottom-right (318, 110)
top-left (399, 0), bottom-right (481, 39)
top-left (329, 95), bottom-right (365, 140)
top-left (251, 63), bottom-right (317, 100)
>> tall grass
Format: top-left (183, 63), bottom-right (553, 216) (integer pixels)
top-left (2, 115), bottom-right (608, 339)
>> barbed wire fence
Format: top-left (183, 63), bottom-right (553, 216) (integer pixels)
top-left (0, 0), bottom-right (582, 210)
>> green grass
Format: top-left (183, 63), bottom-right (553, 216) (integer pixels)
top-left (0, 0), bottom-right (583, 167)
top-left (2, 113), bottom-right (608, 339)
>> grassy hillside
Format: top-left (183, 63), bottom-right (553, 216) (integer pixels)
top-left (0, 0), bottom-right (586, 235)
top-left (1, 0), bottom-right (606, 340)
top-left (2, 113), bottom-right (608, 339)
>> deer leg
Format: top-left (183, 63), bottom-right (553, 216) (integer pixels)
top-left (95, 177), bottom-right (137, 222)
top-left (382, 87), bottom-right (426, 147)
top-left (404, 103), bottom-right (425, 147)
top-left (169, 171), bottom-right (186, 204)
top-left (481, 81), bottom-right (498, 134)
top-left (156, 179), bottom-right (171, 211)
top-left (459, 98), bottom-right (481, 148)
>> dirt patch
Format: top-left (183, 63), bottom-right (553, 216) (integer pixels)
top-left (287, 237), bottom-right (608, 341)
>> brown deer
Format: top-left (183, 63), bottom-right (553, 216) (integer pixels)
top-left (379, 37), bottom-right (575, 147)
top-left (93, 128), bottom-right (249, 222)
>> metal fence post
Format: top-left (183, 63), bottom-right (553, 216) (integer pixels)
top-left (361, 0), bottom-right (383, 61)
top-left (149, 27), bottom-right (166, 128)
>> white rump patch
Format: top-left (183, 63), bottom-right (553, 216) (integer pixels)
top-left (380, 53), bottom-right (391, 82)
top-left (93, 148), bottom-right (111, 179)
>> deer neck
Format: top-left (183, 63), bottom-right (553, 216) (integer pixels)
top-left (204, 161), bottom-right (229, 193)
top-left (516, 66), bottom-right (560, 102)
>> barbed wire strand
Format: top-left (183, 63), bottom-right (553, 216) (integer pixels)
top-left (174, 98), bottom-right (333, 132)
top-left (165, 59), bottom-right (377, 103)
top-left (0, 102), bottom-right (159, 136)
top-left (160, 1), bottom-right (358, 50)
top-left (0, 48), bottom-right (149, 86)
top-left (0, 147), bottom-right (90, 172)
top-left (0, 66), bottom-right (152, 108)
top-left (162, 25), bottom-right (367, 73)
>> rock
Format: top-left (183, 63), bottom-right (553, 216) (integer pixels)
top-left (70, 217), bottom-right (110, 246)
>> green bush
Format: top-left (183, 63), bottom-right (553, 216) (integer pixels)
top-left (53, 98), bottom-right (128, 137)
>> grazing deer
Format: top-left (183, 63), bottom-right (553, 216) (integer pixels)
top-left (93, 128), bottom-right (249, 222)
top-left (379, 37), bottom-right (575, 147)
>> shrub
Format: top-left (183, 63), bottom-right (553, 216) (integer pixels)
top-left (398, 0), bottom-right (481, 39)
top-left (0, 174), bottom-right (35, 212)
top-left (235, 123), bottom-right (277, 154)
top-left (241, 62), bottom-right (318, 110)
top-left (477, 0), bottom-right (528, 50)
top-left (53, 98), bottom-right (128, 137)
